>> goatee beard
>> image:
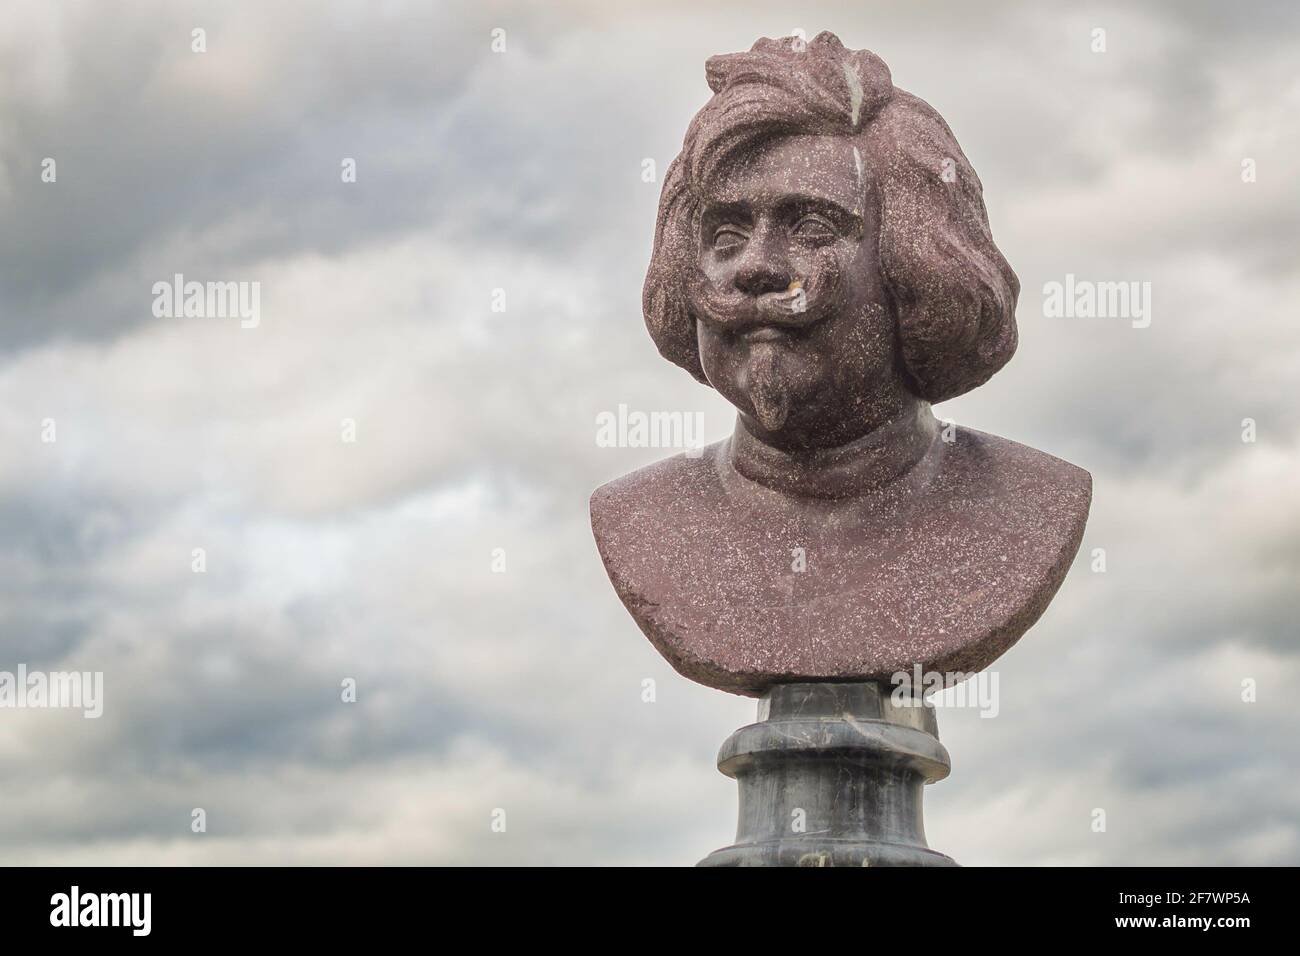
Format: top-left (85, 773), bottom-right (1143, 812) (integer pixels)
top-left (746, 343), bottom-right (791, 433)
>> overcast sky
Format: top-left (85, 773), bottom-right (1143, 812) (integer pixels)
top-left (0, 0), bottom-right (1296, 865)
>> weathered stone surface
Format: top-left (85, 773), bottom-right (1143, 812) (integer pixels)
top-left (592, 31), bottom-right (1091, 696)
top-left (593, 424), bottom-right (1089, 695)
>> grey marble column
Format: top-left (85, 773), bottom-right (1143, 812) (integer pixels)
top-left (698, 682), bottom-right (956, 867)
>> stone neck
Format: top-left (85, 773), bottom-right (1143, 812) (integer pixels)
top-left (725, 402), bottom-right (940, 499)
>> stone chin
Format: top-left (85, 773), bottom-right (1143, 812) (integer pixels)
top-left (739, 341), bottom-right (794, 433)
top-left (590, 423), bottom-right (1092, 697)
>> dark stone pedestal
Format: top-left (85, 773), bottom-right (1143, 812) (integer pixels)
top-left (698, 682), bottom-right (956, 867)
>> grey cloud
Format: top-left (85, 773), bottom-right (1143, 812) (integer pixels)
top-left (0, 0), bottom-right (1295, 866)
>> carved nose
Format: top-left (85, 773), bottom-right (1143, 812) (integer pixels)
top-left (733, 240), bottom-right (792, 297)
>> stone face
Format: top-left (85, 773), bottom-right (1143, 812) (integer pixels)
top-left (592, 31), bottom-right (1091, 696)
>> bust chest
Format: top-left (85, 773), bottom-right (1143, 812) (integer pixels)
top-left (591, 428), bottom-right (1091, 695)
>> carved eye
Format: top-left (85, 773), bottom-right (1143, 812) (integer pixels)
top-left (793, 215), bottom-right (836, 240)
top-left (712, 225), bottom-right (748, 250)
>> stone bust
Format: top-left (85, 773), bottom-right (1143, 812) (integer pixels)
top-left (591, 32), bottom-right (1091, 696)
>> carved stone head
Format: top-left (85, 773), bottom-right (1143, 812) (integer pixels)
top-left (644, 31), bottom-right (1019, 453)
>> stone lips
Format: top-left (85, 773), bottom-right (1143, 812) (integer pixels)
top-left (591, 428), bottom-right (1092, 697)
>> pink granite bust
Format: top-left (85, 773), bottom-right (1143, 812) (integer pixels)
top-left (591, 32), bottom-right (1091, 696)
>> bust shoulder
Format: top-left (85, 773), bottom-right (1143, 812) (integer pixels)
top-left (590, 429), bottom-right (1090, 695)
